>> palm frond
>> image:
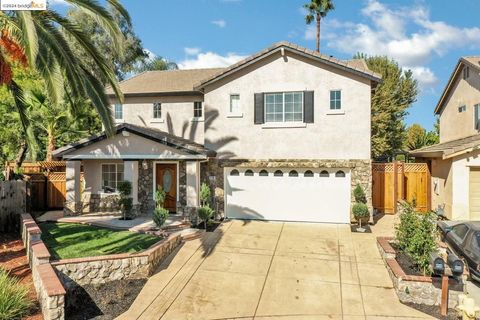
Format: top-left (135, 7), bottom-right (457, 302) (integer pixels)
top-left (16, 11), bottom-right (38, 66)
top-left (36, 45), bottom-right (63, 105)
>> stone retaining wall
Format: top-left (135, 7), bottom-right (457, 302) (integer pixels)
top-left (51, 234), bottom-right (181, 289)
top-left (21, 214), bottom-right (66, 320)
top-left (377, 237), bottom-right (463, 308)
top-left (203, 158), bottom-right (372, 218)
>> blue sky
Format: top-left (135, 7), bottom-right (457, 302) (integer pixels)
top-left (54, 0), bottom-right (480, 130)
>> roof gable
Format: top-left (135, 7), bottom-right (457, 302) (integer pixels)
top-left (434, 56), bottom-right (480, 115)
top-left (194, 41), bottom-right (382, 90)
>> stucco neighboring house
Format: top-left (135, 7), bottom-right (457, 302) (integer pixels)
top-left (411, 56), bottom-right (480, 220)
top-left (52, 41), bottom-right (381, 224)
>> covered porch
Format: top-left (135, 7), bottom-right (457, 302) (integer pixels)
top-left (52, 123), bottom-right (215, 220)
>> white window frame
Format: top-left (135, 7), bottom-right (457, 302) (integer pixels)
top-left (114, 104), bottom-right (123, 121)
top-left (264, 91), bottom-right (303, 123)
top-left (101, 163), bottom-right (124, 192)
top-left (192, 101), bottom-right (204, 122)
top-left (228, 94), bottom-right (242, 118)
top-left (330, 90), bottom-right (342, 110)
top-left (474, 104), bottom-right (480, 130)
top-left (459, 105), bottom-right (466, 113)
top-left (153, 102), bottom-right (162, 119)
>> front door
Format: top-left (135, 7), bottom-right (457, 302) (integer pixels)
top-left (155, 163), bottom-right (177, 213)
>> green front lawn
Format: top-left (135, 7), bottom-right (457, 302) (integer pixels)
top-left (39, 223), bottom-right (160, 260)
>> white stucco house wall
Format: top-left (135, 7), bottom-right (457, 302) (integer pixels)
top-left (53, 41), bottom-right (381, 224)
top-left (411, 56), bottom-right (480, 220)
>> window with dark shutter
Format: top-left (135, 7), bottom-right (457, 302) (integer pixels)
top-left (304, 91), bottom-right (314, 123)
top-left (254, 93), bottom-right (264, 124)
top-left (475, 104), bottom-right (480, 130)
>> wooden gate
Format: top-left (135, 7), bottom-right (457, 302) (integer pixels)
top-left (47, 172), bottom-right (66, 209)
top-left (372, 162), bottom-right (430, 214)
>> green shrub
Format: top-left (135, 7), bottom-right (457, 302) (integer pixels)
top-left (154, 187), bottom-right (166, 209)
top-left (153, 207), bottom-right (169, 228)
top-left (200, 183), bottom-right (211, 207)
top-left (198, 206), bottom-right (214, 229)
top-left (353, 184), bottom-right (367, 204)
top-left (395, 201), bottom-right (437, 275)
top-left (117, 181), bottom-right (133, 219)
top-left (352, 203), bottom-right (369, 218)
top-left (0, 268), bottom-right (31, 320)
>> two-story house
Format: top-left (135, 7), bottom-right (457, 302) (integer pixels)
top-left (53, 42), bottom-right (381, 224)
top-left (411, 56), bottom-right (480, 220)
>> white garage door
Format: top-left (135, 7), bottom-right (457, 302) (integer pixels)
top-left (225, 168), bottom-right (351, 223)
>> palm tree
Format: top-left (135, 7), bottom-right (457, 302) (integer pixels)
top-left (304, 0), bottom-right (335, 52)
top-left (0, 1), bottom-right (129, 147)
top-left (134, 56), bottom-right (178, 73)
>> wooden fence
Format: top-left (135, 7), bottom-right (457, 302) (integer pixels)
top-left (372, 162), bottom-right (430, 214)
top-left (0, 181), bottom-right (26, 232)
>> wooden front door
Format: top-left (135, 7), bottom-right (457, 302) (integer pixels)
top-left (155, 163), bottom-right (177, 213)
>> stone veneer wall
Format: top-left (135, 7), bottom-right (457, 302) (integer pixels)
top-left (377, 237), bottom-right (463, 308)
top-left (51, 234), bottom-right (181, 288)
top-left (21, 214), bottom-right (66, 320)
top-left (202, 159), bottom-right (372, 219)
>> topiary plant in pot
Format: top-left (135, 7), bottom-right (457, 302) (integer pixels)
top-left (118, 181), bottom-right (133, 220)
top-left (198, 206), bottom-right (214, 230)
top-left (352, 203), bottom-right (369, 232)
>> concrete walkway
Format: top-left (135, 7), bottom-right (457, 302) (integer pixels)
top-left (118, 215), bottom-right (433, 320)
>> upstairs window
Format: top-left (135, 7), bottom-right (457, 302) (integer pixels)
top-left (230, 94), bottom-right (240, 114)
top-left (265, 92), bottom-right (303, 123)
top-left (475, 104), bottom-right (480, 130)
top-left (464, 66), bottom-right (470, 80)
top-left (101, 164), bottom-right (124, 192)
top-left (458, 105), bottom-right (466, 113)
top-left (114, 104), bottom-right (123, 120)
top-left (153, 102), bottom-right (162, 119)
top-left (330, 90), bottom-right (342, 110)
top-left (194, 101), bottom-right (203, 118)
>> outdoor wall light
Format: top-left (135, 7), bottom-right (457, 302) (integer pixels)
top-left (142, 160), bottom-right (148, 170)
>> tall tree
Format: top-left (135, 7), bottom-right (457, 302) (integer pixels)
top-left (0, 0), bottom-right (129, 152)
top-left (354, 54), bottom-right (418, 158)
top-left (65, 8), bottom-right (148, 82)
top-left (404, 123), bottom-right (439, 151)
top-left (134, 56), bottom-right (178, 73)
top-left (304, 0), bottom-right (334, 52)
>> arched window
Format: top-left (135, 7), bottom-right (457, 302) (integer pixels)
top-left (289, 170), bottom-right (298, 177)
top-left (230, 169), bottom-right (240, 176)
top-left (274, 170), bottom-right (283, 177)
top-left (259, 170), bottom-right (269, 176)
top-left (244, 169), bottom-right (254, 176)
top-left (304, 170), bottom-right (314, 177)
top-left (319, 170), bottom-right (329, 177)
top-left (335, 170), bottom-right (346, 177)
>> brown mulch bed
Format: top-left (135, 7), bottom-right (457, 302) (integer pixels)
top-left (0, 233), bottom-right (43, 320)
top-left (403, 302), bottom-right (459, 319)
top-left (390, 243), bottom-right (429, 277)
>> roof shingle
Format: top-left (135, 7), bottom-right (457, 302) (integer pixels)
top-left (410, 134), bottom-right (480, 158)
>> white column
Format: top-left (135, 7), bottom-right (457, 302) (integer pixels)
top-left (66, 160), bottom-right (81, 203)
top-left (123, 161), bottom-right (139, 204)
top-left (186, 161), bottom-right (200, 207)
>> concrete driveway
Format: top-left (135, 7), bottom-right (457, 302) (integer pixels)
top-left (118, 220), bottom-right (432, 320)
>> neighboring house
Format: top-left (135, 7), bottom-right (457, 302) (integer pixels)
top-left (411, 56), bottom-right (480, 220)
top-left (53, 41), bottom-right (381, 224)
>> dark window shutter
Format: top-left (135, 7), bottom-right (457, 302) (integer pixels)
top-left (476, 105), bottom-right (479, 130)
top-left (304, 91), bottom-right (314, 123)
top-left (254, 93), bottom-right (264, 124)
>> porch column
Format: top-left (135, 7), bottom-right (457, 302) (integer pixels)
top-left (65, 160), bottom-right (81, 215)
top-left (123, 161), bottom-right (139, 205)
top-left (186, 161), bottom-right (200, 207)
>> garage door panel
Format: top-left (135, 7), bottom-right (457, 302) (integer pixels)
top-left (225, 169), bottom-right (351, 223)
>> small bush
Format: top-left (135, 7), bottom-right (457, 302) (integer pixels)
top-left (198, 206), bottom-right (214, 229)
top-left (353, 184), bottom-right (367, 204)
top-left (0, 268), bottom-right (31, 320)
top-left (117, 181), bottom-right (132, 197)
top-left (395, 201), bottom-right (437, 275)
top-left (352, 203), bottom-right (369, 219)
top-left (200, 183), bottom-right (211, 207)
top-left (118, 181), bottom-right (133, 219)
top-left (153, 207), bottom-right (169, 228)
top-left (154, 187), bottom-right (166, 209)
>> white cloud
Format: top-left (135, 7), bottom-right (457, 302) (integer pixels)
top-left (179, 51), bottom-right (247, 69)
top-left (184, 47), bottom-right (201, 56)
top-left (211, 19), bottom-right (226, 28)
top-left (323, 0), bottom-right (480, 88)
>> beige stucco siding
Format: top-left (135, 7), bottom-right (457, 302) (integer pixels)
top-left (203, 51), bottom-right (372, 160)
top-left (66, 132), bottom-right (192, 159)
top-left (431, 158), bottom-right (453, 219)
top-left (439, 67), bottom-right (480, 142)
top-left (111, 95), bottom-right (204, 144)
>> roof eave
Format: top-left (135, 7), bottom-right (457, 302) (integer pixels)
top-left (106, 90), bottom-right (203, 99)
